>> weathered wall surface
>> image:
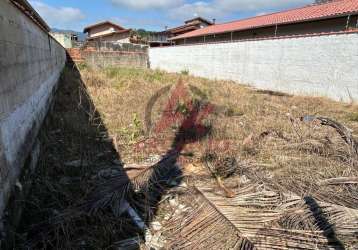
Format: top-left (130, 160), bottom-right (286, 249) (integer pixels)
top-left (0, 0), bottom-right (66, 219)
top-left (84, 50), bottom-right (148, 68)
top-left (149, 33), bottom-right (358, 103)
top-left (68, 43), bottom-right (149, 68)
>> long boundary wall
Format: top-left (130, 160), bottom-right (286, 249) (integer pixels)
top-left (0, 0), bottom-right (66, 220)
top-left (149, 33), bottom-right (358, 103)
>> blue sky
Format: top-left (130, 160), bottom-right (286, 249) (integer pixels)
top-left (29, 0), bottom-right (315, 32)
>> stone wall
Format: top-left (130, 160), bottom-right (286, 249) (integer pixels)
top-left (149, 32), bottom-right (358, 103)
top-left (0, 0), bottom-right (66, 220)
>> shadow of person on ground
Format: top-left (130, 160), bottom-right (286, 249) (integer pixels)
top-left (8, 54), bottom-right (212, 249)
top-left (83, 78), bottom-right (212, 247)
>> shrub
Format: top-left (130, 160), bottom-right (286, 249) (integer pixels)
top-left (181, 69), bottom-right (189, 75)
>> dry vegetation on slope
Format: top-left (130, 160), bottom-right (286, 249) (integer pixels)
top-left (12, 64), bottom-right (358, 249)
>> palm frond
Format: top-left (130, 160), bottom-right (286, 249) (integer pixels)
top-left (83, 151), bottom-right (179, 216)
top-left (280, 197), bottom-right (358, 242)
top-left (304, 116), bottom-right (358, 156)
top-left (195, 183), bottom-right (356, 249)
top-left (165, 189), bottom-right (255, 250)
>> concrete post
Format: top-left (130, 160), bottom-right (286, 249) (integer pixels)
top-left (345, 15), bottom-right (351, 30)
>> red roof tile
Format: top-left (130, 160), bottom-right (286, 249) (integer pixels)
top-left (168, 25), bottom-right (198, 34)
top-left (171, 0), bottom-right (358, 40)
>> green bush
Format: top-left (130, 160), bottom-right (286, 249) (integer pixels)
top-left (76, 62), bottom-right (88, 71)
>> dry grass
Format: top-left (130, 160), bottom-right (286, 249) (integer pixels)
top-left (11, 66), bottom-right (141, 249)
top-left (80, 65), bottom-right (358, 179)
top-left (11, 64), bottom-right (358, 249)
top-left (78, 65), bottom-right (358, 248)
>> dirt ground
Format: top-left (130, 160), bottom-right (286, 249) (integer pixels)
top-left (9, 64), bottom-right (358, 249)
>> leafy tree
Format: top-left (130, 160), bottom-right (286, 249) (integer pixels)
top-left (315, 0), bottom-right (334, 3)
top-left (134, 29), bottom-right (154, 39)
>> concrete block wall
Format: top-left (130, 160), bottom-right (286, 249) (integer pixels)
top-left (149, 33), bottom-right (358, 103)
top-left (67, 44), bottom-right (149, 68)
top-left (0, 0), bottom-right (66, 219)
top-left (84, 50), bottom-right (149, 69)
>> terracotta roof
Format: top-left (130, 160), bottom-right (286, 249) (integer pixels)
top-left (168, 25), bottom-right (198, 34)
top-left (166, 16), bottom-right (213, 35)
top-left (171, 0), bottom-right (358, 40)
top-left (84, 21), bottom-right (125, 33)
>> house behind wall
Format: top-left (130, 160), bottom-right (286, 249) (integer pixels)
top-left (50, 32), bottom-right (78, 48)
top-left (180, 15), bottom-right (358, 44)
top-left (89, 32), bottom-right (131, 43)
top-left (148, 17), bottom-right (213, 47)
top-left (84, 21), bottom-right (132, 44)
top-left (171, 0), bottom-right (358, 45)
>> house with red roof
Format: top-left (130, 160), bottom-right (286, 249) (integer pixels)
top-left (83, 21), bottom-right (132, 44)
top-left (170, 0), bottom-right (358, 45)
top-left (168, 17), bottom-right (214, 37)
top-left (148, 17), bottom-right (214, 47)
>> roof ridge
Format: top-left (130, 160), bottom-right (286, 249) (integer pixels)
top-left (185, 16), bottom-right (213, 24)
top-left (83, 20), bottom-right (125, 33)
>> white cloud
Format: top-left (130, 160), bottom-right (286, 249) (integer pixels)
top-left (29, 1), bottom-right (85, 30)
top-left (214, 0), bottom-right (313, 12)
top-left (111, 0), bottom-right (183, 10)
top-left (256, 12), bottom-right (268, 17)
top-left (110, 16), bottom-right (170, 30)
top-left (169, 0), bottom-right (313, 21)
top-left (169, 1), bottom-right (220, 20)
top-left (169, 1), bottom-right (222, 20)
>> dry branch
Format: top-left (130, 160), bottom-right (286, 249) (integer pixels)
top-left (319, 177), bottom-right (358, 186)
top-left (83, 151), bottom-right (179, 216)
top-left (305, 116), bottom-right (358, 156)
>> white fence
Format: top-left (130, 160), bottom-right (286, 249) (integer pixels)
top-left (149, 33), bottom-right (358, 103)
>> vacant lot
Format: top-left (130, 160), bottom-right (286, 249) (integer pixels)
top-left (12, 65), bottom-right (358, 249)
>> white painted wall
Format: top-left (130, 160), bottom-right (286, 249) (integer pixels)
top-left (149, 33), bottom-right (358, 103)
top-left (88, 24), bottom-right (119, 38)
top-left (0, 0), bottom-right (66, 219)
